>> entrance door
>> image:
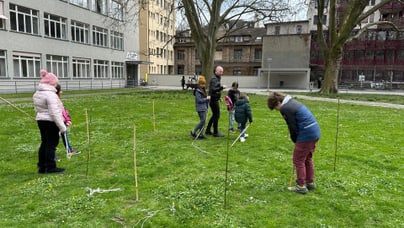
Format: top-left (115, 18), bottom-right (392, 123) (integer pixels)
top-left (126, 63), bottom-right (138, 87)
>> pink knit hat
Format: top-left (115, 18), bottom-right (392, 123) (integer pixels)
top-left (40, 69), bottom-right (59, 86)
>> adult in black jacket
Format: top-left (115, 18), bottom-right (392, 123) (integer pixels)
top-left (206, 66), bottom-right (227, 137)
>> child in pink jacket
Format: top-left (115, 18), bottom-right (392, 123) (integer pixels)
top-left (56, 84), bottom-right (80, 157)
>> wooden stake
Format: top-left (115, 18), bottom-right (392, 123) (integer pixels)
top-left (85, 109), bottom-right (91, 179)
top-left (152, 100), bottom-right (156, 131)
top-left (133, 125), bottom-right (139, 201)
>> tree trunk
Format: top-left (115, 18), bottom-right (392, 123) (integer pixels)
top-left (320, 47), bottom-right (343, 94)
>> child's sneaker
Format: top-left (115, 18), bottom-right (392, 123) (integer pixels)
top-left (68, 149), bottom-right (81, 156)
top-left (306, 182), bottom-right (316, 190)
top-left (240, 137), bottom-right (246, 142)
top-left (288, 184), bottom-right (308, 194)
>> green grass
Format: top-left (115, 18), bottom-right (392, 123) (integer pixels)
top-left (0, 89), bottom-right (403, 227)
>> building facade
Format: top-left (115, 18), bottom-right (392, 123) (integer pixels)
top-left (308, 0), bottom-right (404, 88)
top-left (174, 21), bottom-right (266, 77)
top-left (0, 0), bottom-right (140, 93)
top-left (138, 0), bottom-right (175, 81)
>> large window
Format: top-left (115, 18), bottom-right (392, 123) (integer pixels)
top-left (94, 59), bottom-right (108, 78)
top-left (0, 0), bottom-right (6, 29)
top-left (110, 0), bottom-right (123, 20)
top-left (111, 61), bottom-right (124, 78)
top-left (71, 20), bottom-right (89, 44)
top-left (72, 57), bottom-right (90, 78)
top-left (46, 55), bottom-right (69, 78)
top-left (93, 26), bottom-right (108, 47)
top-left (92, 0), bottom-right (107, 15)
top-left (9, 4), bottom-right (39, 35)
top-left (254, 48), bottom-right (262, 60)
top-left (70, 0), bottom-right (89, 9)
top-left (13, 52), bottom-right (41, 78)
top-left (233, 49), bottom-right (243, 61)
top-left (44, 13), bottom-right (67, 39)
top-left (110, 31), bottom-right (124, 50)
top-left (0, 50), bottom-right (7, 78)
top-left (176, 50), bottom-right (185, 60)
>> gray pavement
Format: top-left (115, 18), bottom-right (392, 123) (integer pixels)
top-left (149, 86), bottom-right (404, 109)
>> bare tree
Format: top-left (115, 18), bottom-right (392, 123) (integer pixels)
top-left (316, 0), bottom-right (395, 94)
top-left (177, 0), bottom-right (293, 83)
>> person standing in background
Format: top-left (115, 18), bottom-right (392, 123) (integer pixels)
top-left (33, 69), bottom-right (67, 174)
top-left (227, 82), bottom-right (240, 133)
top-left (206, 66), bottom-right (227, 137)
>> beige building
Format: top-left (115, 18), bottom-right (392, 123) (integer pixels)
top-left (138, 0), bottom-right (175, 82)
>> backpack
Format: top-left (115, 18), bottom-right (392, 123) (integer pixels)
top-left (225, 95), bottom-right (233, 111)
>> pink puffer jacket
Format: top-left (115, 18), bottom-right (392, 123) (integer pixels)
top-left (33, 83), bottom-right (67, 133)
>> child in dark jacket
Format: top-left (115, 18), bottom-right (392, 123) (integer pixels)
top-left (190, 76), bottom-right (211, 139)
top-left (267, 92), bottom-right (321, 194)
top-left (227, 82), bottom-right (240, 133)
top-left (234, 93), bottom-right (253, 142)
top-left (56, 84), bottom-right (80, 157)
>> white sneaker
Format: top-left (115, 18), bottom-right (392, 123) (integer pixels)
top-left (244, 134), bottom-right (249, 138)
top-left (240, 137), bottom-right (246, 142)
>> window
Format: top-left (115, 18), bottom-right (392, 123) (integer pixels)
top-left (110, 0), bottom-right (123, 20)
top-left (94, 59), bottom-right (108, 78)
top-left (177, 50), bottom-right (185, 60)
top-left (254, 48), bottom-right (262, 60)
top-left (296, 25), bottom-right (302, 34)
top-left (46, 55), bottom-right (69, 78)
top-left (235, 36), bottom-right (243, 42)
top-left (365, 50), bottom-right (374, 60)
top-left (92, 0), bottom-right (106, 14)
top-left (0, 50), bottom-right (7, 78)
top-left (9, 4), bottom-right (39, 35)
top-left (93, 26), bottom-right (108, 47)
top-left (13, 52), bottom-right (41, 78)
top-left (111, 61), bottom-right (124, 78)
top-left (375, 50), bottom-right (384, 61)
top-left (44, 13), bottom-right (67, 39)
top-left (0, 0), bottom-right (6, 29)
top-left (110, 31), bottom-right (124, 50)
top-left (233, 68), bottom-right (242, 75)
top-left (233, 49), bottom-right (243, 61)
top-left (71, 20), bottom-right (89, 43)
top-left (177, 65), bottom-right (184, 74)
top-left (275, 26), bottom-right (280, 35)
top-left (72, 57), bottom-right (90, 78)
top-left (70, 0), bottom-right (89, 9)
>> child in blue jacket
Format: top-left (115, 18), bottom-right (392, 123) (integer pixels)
top-left (267, 92), bottom-right (321, 194)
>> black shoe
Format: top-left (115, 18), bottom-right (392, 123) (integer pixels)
top-left (205, 131), bottom-right (213, 135)
top-left (190, 131), bottom-right (197, 138)
top-left (213, 132), bottom-right (224, 137)
top-left (198, 135), bottom-right (207, 140)
top-left (39, 167), bottom-right (65, 174)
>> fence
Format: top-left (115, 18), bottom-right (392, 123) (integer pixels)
top-left (0, 79), bottom-right (128, 94)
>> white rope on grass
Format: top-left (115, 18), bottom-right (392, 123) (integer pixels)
top-left (86, 187), bottom-right (123, 196)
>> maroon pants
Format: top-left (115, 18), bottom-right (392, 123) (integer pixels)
top-left (293, 139), bottom-right (319, 186)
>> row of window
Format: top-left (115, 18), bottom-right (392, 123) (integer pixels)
top-left (3, 3), bottom-right (124, 50)
top-left (176, 48), bottom-right (263, 61)
top-left (62, 0), bottom-right (123, 20)
top-left (0, 50), bottom-right (124, 79)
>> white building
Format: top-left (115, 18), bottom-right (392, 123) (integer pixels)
top-left (0, 0), bottom-right (140, 93)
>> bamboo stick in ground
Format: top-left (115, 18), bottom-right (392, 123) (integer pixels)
top-left (133, 125), bottom-right (139, 201)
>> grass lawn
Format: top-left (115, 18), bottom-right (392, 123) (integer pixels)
top-left (0, 88), bottom-right (403, 227)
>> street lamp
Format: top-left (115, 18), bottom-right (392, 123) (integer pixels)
top-left (267, 58), bottom-right (272, 91)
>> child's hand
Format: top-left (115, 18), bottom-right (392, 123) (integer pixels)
top-left (66, 121), bottom-right (72, 126)
top-left (207, 96), bottom-right (211, 100)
